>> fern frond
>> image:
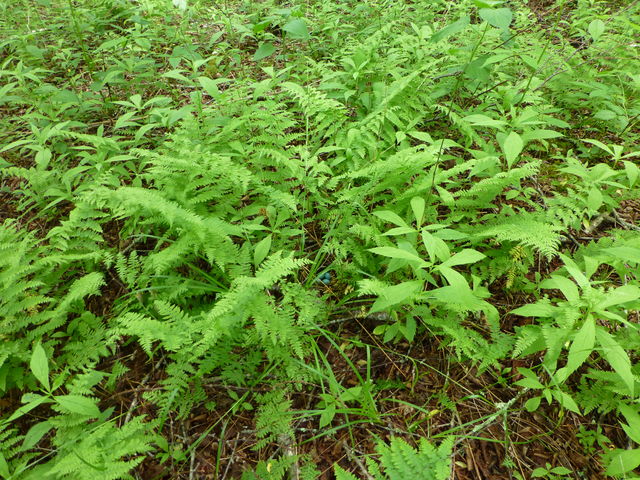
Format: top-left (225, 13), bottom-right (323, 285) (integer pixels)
top-left (471, 213), bottom-right (562, 259)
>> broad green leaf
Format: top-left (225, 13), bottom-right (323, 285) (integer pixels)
top-left (596, 328), bottom-right (634, 395)
top-left (373, 210), bottom-right (408, 227)
top-left (555, 316), bottom-right (595, 383)
top-left (407, 131), bottom-right (433, 143)
top-left (524, 395), bottom-right (541, 412)
top-left (514, 377), bottom-right (544, 389)
top-left (439, 249), bottom-right (485, 268)
top-left (383, 226), bottom-right (416, 236)
top-left (0, 452), bottom-right (9, 479)
top-left (114, 111), bottom-right (139, 130)
top-left (129, 94), bottom-right (142, 108)
top-left (319, 403), bottom-right (336, 428)
top-left (382, 324), bottom-right (396, 342)
top-left (472, 0), bottom-right (504, 7)
top-left (421, 230), bottom-right (450, 263)
top-left (594, 109), bottom-right (616, 120)
top-left (521, 129), bottom-right (563, 143)
top-left (430, 16), bottom-right (470, 43)
top-left (606, 448), bottom-right (640, 476)
top-left (410, 197), bottom-right (425, 227)
top-left (340, 386), bottom-right (363, 402)
top-left (198, 76), bottom-right (221, 98)
top-left (542, 326), bottom-right (570, 373)
top-left (437, 266), bottom-right (467, 289)
top-left (583, 138), bottom-right (613, 155)
top-left (4, 394), bottom-right (52, 424)
top-left (502, 131), bottom-right (523, 168)
top-left (283, 19), bottom-right (309, 40)
top-left (55, 395), bottom-right (101, 417)
top-left (430, 283), bottom-right (485, 312)
top-left (464, 114), bottom-right (506, 128)
top-left (436, 185), bottom-right (455, 206)
top-left (370, 281), bottom-right (422, 313)
top-left (603, 246), bottom-right (640, 264)
top-left (253, 234), bottom-right (272, 266)
top-left (517, 367), bottom-right (541, 382)
top-left (597, 285), bottom-right (640, 310)
top-left (619, 404), bottom-right (640, 444)
top-left (162, 69), bottom-right (193, 84)
top-left (253, 42), bottom-right (276, 61)
top-left (510, 302), bottom-right (558, 317)
top-left (540, 275), bottom-right (579, 302)
top-left (624, 160), bottom-right (639, 187)
top-left (588, 19), bottom-right (605, 42)
top-left (551, 390), bottom-right (580, 414)
top-left (479, 8), bottom-right (513, 30)
top-left (481, 53), bottom-right (513, 67)
top-left (30, 343), bottom-right (50, 391)
top-left (403, 315), bottom-right (417, 342)
top-left (532, 467), bottom-right (547, 477)
top-left (583, 256), bottom-right (601, 281)
top-left (560, 254), bottom-right (590, 288)
top-left (368, 247), bottom-right (426, 264)
top-left (21, 421), bottom-right (53, 451)
top-left (587, 188), bottom-right (603, 211)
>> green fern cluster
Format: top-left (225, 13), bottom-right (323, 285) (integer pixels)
top-left (335, 437), bottom-right (453, 480)
top-left (1, 0), bottom-right (639, 478)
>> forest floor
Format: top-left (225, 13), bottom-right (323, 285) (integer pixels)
top-left (1, 0), bottom-right (639, 479)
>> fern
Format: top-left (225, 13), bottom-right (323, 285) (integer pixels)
top-left (21, 417), bottom-right (154, 480)
top-left (470, 213), bottom-right (563, 259)
top-left (282, 82), bottom-right (348, 145)
top-left (0, 222), bottom-right (108, 388)
top-left (334, 436), bottom-right (453, 480)
top-left (0, 424), bottom-right (31, 479)
top-left (254, 390), bottom-right (293, 450)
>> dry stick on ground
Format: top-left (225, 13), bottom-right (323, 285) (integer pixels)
top-left (188, 437), bottom-right (197, 480)
top-left (584, 212), bottom-right (610, 236)
top-left (451, 390), bottom-right (525, 454)
top-left (612, 209), bottom-right (640, 232)
top-left (341, 440), bottom-right (375, 480)
top-left (461, 428), bottom-right (483, 480)
top-left (584, 210), bottom-right (640, 236)
top-left (221, 432), bottom-right (241, 480)
top-left (124, 356), bottom-right (164, 424)
top-left (278, 430), bottom-right (301, 480)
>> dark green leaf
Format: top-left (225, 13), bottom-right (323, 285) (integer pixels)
top-left (479, 8), bottom-right (513, 30)
top-left (606, 448), bottom-right (640, 476)
top-left (30, 343), bottom-right (50, 391)
top-left (283, 19), bottom-right (309, 40)
top-left (253, 42), bottom-right (276, 61)
top-left (596, 328), bottom-right (634, 396)
top-left (55, 395), bottom-right (101, 417)
top-left (21, 421), bottom-right (53, 451)
top-left (430, 16), bottom-right (470, 43)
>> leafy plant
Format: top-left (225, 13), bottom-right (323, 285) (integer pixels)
top-left (1, 0), bottom-right (639, 478)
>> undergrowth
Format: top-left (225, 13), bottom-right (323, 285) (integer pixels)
top-left (0, 0), bottom-right (639, 478)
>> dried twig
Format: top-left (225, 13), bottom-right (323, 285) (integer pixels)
top-left (278, 431), bottom-right (300, 480)
top-left (124, 356), bottom-right (164, 424)
top-left (341, 441), bottom-right (375, 480)
top-left (612, 209), bottom-right (640, 232)
top-left (221, 432), bottom-right (241, 480)
top-left (188, 447), bottom-right (197, 480)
